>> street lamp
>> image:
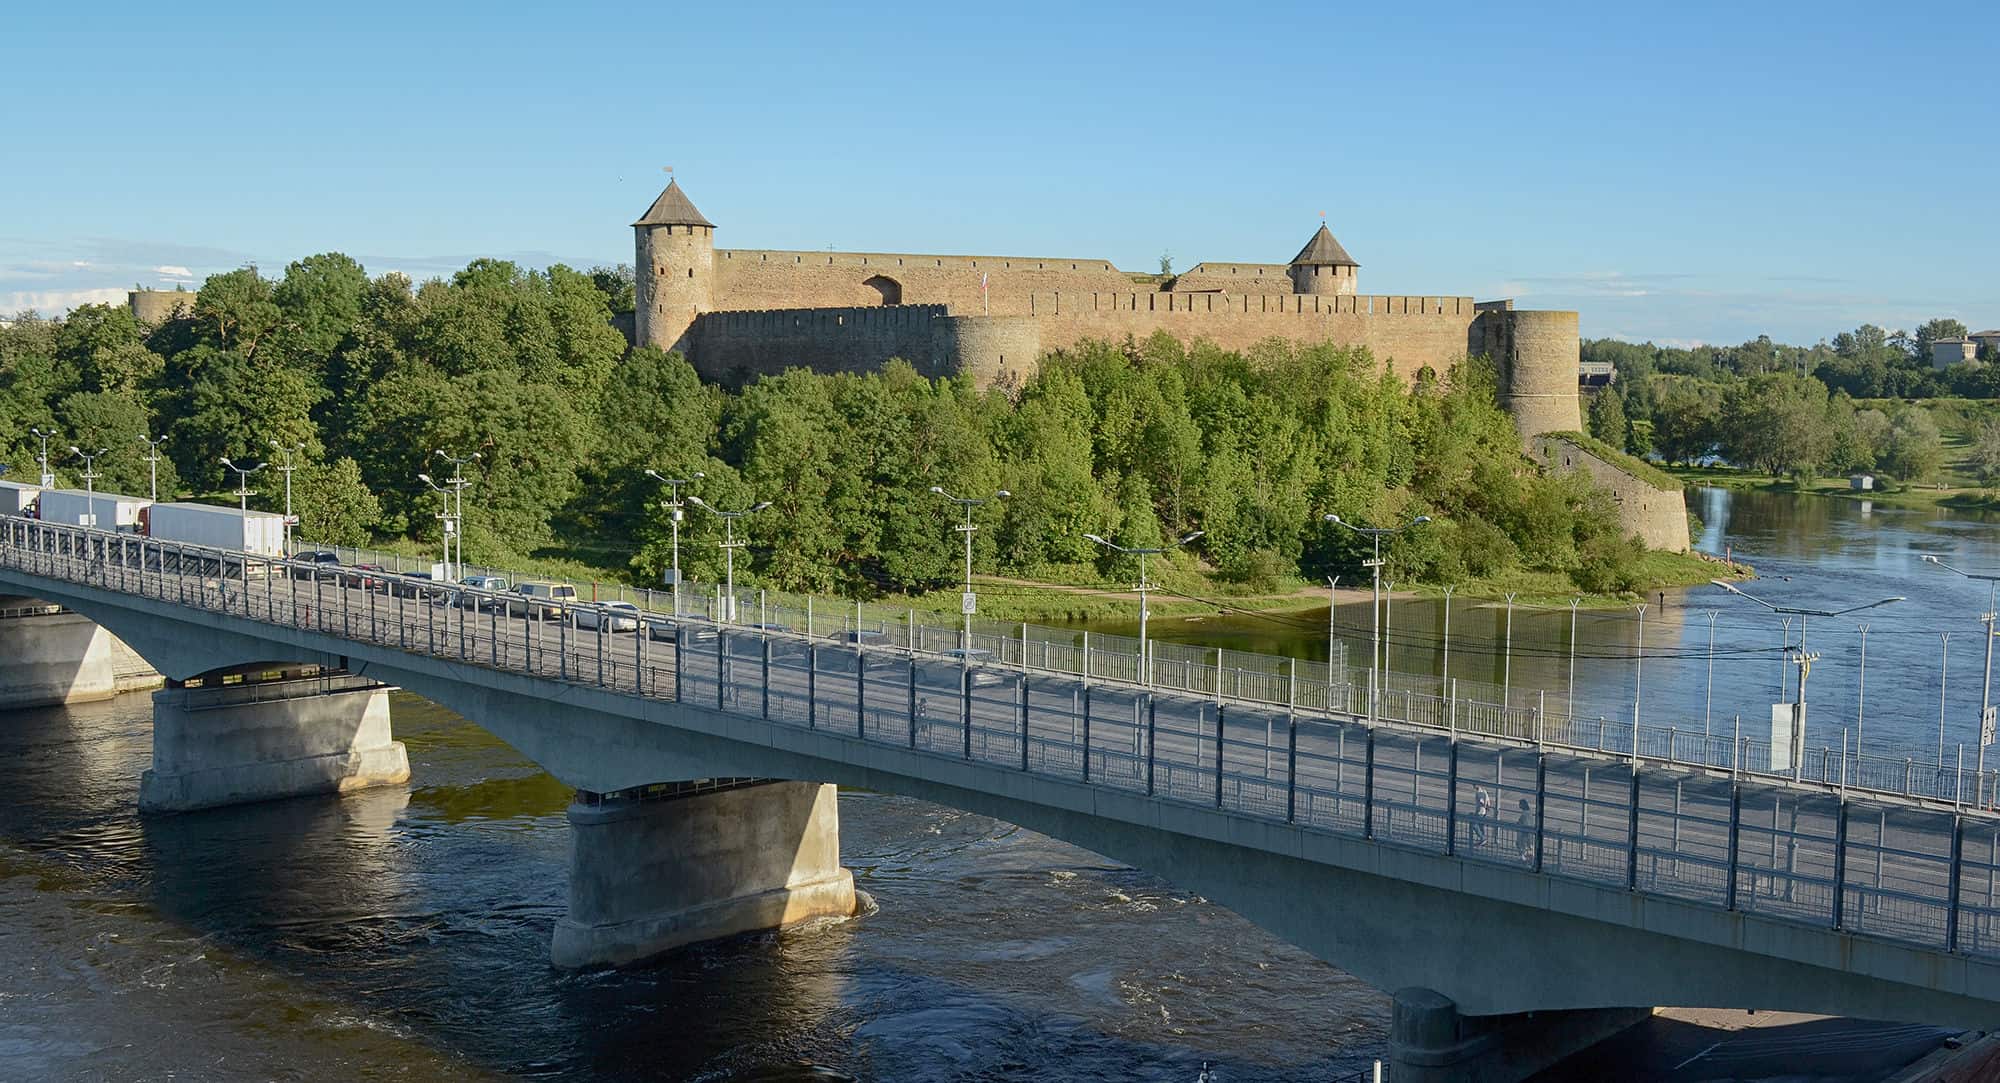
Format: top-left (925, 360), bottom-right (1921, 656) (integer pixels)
top-left (29, 426), bottom-right (57, 488)
top-left (138, 435), bottom-right (168, 501)
top-left (218, 457), bottom-right (263, 514)
top-left (1083, 529), bottom-right (1204, 686)
top-left (432, 450), bottom-right (481, 580)
top-left (1711, 579), bottom-right (1903, 775)
top-left (68, 446), bottom-right (108, 527)
top-left (1325, 513), bottom-right (1430, 725)
top-left (1922, 556), bottom-right (2000, 784)
top-left (645, 469), bottom-right (705, 616)
top-left (686, 495), bottom-right (770, 623)
top-left (930, 485), bottom-right (1009, 649)
top-left (417, 473), bottom-right (456, 580)
top-left (268, 440), bottom-right (305, 555)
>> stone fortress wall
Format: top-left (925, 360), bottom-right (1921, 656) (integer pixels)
top-left (1530, 435), bottom-right (1691, 553)
top-left (128, 289), bottom-right (197, 325)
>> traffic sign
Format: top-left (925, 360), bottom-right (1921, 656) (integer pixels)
top-left (1984, 706), bottom-right (1995, 747)
top-left (961, 591), bottom-right (978, 616)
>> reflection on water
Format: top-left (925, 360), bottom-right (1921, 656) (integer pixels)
top-left (1114, 488), bottom-right (2000, 768)
top-left (0, 691), bottom-right (1384, 1080)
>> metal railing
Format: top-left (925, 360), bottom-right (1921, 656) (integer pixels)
top-left (7, 515), bottom-right (2000, 962)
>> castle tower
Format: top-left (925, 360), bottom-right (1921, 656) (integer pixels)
top-left (1288, 223), bottom-right (1359, 297)
top-left (633, 179), bottom-right (716, 354)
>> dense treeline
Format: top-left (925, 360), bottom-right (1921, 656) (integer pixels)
top-left (1, 255), bottom-right (1654, 596)
top-left (1583, 322), bottom-right (2000, 486)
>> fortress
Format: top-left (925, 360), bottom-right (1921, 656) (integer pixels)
top-left (626, 179), bottom-right (1686, 551)
top-left (628, 179), bottom-right (1586, 443)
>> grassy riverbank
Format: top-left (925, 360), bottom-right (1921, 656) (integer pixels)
top-left (1667, 464), bottom-right (2000, 511)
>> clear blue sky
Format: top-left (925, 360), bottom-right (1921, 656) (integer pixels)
top-left (3, 0), bottom-right (1995, 345)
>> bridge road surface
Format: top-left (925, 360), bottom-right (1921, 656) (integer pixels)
top-left (126, 561), bottom-right (2000, 958)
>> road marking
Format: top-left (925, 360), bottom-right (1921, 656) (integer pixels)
top-left (1671, 1040), bottom-right (1722, 1070)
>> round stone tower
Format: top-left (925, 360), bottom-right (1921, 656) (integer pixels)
top-left (1288, 223), bottom-right (1359, 296)
top-left (633, 179), bottom-right (716, 354)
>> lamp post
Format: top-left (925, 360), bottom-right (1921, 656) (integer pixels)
top-left (1633, 603), bottom-right (1648, 760)
top-left (1923, 556), bottom-right (2000, 784)
top-left (268, 440), bottom-right (305, 555)
top-left (1855, 622), bottom-right (1871, 756)
top-left (931, 485), bottom-right (1009, 649)
top-left (67, 446), bottom-right (107, 527)
top-left (644, 469), bottom-right (704, 616)
top-left (687, 495), bottom-right (770, 623)
top-left (1567, 596), bottom-right (1581, 722)
top-left (432, 450), bottom-right (480, 580)
top-left (1702, 609), bottom-right (1721, 738)
top-left (1083, 529), bottom-right (1205, 686)
top-left (1503, 591), bottom-right (1518, 710)
top-left (219, 457), bottom-right (263, 514)
top-left (1711, 579), bottom-right (1903, 772)
top-left (1441, 584), bottom-right (1455, 696)
top-left (1327, 576), bottom-right (1341, 701)
top-left (29, 427), bottom-right (57, 488)
top-left (417, 473), bottom-right (456, 580)
top-left (1324, 513), bottom-right (1430, 725)
top-left (138, 435), bottom-right (168, 501)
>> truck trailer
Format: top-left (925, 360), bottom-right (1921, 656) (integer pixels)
top-left (143, 502), bottom-right (286, 557)
top-left (37, 489), bottom-right (152, 532)
top-left (0, 480), bottom-right (41, 517)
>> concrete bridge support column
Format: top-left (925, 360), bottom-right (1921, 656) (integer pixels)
top-left (1388, 987), bottom-right (1651, 1083)
top-left (138, 681), bottom-right (409, 813)
top-left (551, 780), bottom-right (859, 969)
top-left (0, 600), bottom-right (160, 709)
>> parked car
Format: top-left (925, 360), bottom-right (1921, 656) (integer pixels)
top-left (575, 601), bottom-right (641, 633)
top-left (841, 629), bottom-right (892, 646)
top-left (650, 614), bottom-right (714, 642)
top-left (291, 550), bottom-right (342, 581)
top-left (505, 580), bottom-right (576, 621)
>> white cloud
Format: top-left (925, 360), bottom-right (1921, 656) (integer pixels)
top-left (3, 287), bottom-right (130, 317)
top-left (154, 264), bottom-right (193, 279)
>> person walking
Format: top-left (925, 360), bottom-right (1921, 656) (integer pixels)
top-left (1472, 787), bottom-right (1493, 847)
top-left (1515, 796), bottom-right (1536, 865)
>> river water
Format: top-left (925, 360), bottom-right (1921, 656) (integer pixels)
top-left (2, 486), bottom-right (1995, 1081)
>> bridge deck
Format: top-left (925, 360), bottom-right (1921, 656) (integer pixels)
top-left (6, 518), bottom-right (2000, 968)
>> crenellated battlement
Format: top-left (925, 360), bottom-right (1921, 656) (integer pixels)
top-left (1025, 293), bottom-right (1478, 317)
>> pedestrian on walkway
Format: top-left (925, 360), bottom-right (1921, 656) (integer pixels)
top-left (1515, 797), bottom-right (1536, 865)
top-left (1472, 787), bottom-right (1492, 846)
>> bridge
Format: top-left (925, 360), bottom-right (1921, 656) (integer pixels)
top-left (4, 516), bottom-right (1999, 1079)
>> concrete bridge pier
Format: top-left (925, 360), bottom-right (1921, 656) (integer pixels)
top-left (138, 677), bottom-right (410, 813)
top-left (0, 596), bottom-right (160, 708)
top-left (551, 780), bottom-right (859, 969)
top-left (1388, 987), bottom-right (1651, 1083)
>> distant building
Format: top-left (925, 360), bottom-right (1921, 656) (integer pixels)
top-left (1579, 359), bottom-right (1615, 388)
top-left (1971, 330), bottom-right (2000, 356)
top-left (1851, 474), bottom-right (1875, 491)
top-left (128, 289), bottom-right (195, 325)
top-left (1932, 337), bottom-right (1977, 369)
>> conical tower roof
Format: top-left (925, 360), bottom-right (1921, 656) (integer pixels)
top-left (633, 179), bottom-right (715, 228)
top-left (1290, 223), bottom-right (1358, 267)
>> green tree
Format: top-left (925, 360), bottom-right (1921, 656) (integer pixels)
top-left (1587, 387), bottom-right (1629, 450)
top-left (1719, 373), bottom-right (1834, 480)
top-left (1967, 418), bottom-right (2000, 484)
top-left (281, 457), bottom-right (381, 547)
top-left (55, 390), bottom-right (174, 497)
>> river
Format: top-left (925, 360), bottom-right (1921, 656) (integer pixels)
top-left (1, 486), bottom-right (1994, 1080)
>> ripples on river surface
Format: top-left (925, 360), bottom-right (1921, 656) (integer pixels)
top-left (0, 691), bottom-right (1383, 1081)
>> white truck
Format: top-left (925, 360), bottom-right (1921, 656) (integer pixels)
top-left (37, 489), bottom-right (152, 532)
top-left (144, 502), bottom-right (286, 557)
top-left (0, 480), bottom-right (41, 517)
